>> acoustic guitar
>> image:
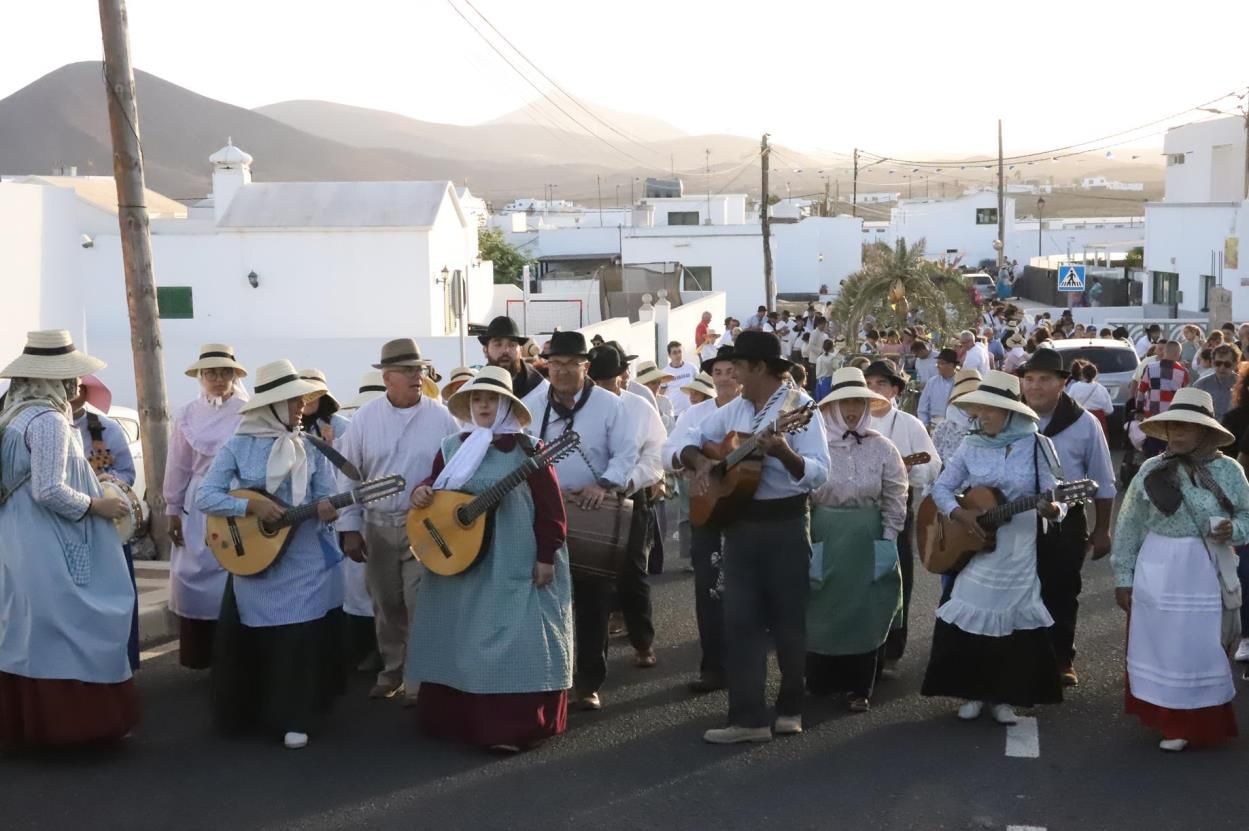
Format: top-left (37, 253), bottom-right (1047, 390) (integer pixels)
top-left (407, 431), bottom-right (581, 577)
top-left (916, 478), bottom-right (1098, 575)
top-left (689, 402), bottom-right (817, 528)
top-left (207, 475), bottom-right (405, 576)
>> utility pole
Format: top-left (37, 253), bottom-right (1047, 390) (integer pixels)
top-left (761, 133), bottom-right (775, 310)
top-left (98, 0), bottom-right (172, 558)
top-left (597, 174), bottom-right (603, 227)
top-left (835, 179), bottom-right (840, 215)
top-left (823, 177), bottom-right (831, 217)
top-left (997, 119), bottom-right (1006, 271)
top-left (852, 148), bottom-right (859, 218)
top-left (706, 148), bottom-right (712, 225)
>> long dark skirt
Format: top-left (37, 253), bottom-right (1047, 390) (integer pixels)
top-left (211, 579), bottom-right (347, 738)
top-left (922, 620), bottom-right (1063, 707)
top-left (806, 648), bottom-right (882, 699)
top-left (178, 617), bottom-right (217, 670)
top-left (417, 683), bottom-right (567, 749)
top-left (344, 612), bottom-right (380, 671)
top-left (0, 672), bottom-right (140, 748)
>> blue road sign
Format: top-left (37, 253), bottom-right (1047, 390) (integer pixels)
top-left (1057, 264), bottom-right (1086, 292)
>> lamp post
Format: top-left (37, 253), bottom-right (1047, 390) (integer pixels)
top-left (1036, 197), bottom-right (1046, 258)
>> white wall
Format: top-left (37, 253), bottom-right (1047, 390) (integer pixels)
top-left (1007, 217), bottom-right (1145, 264)
top-left (888, 193), bottom-right (1016, 265)
top-left (0, 184), bottom-right (52, 363)
top-left (773, 216), bottom-right (863, 295)
top-left (576, 317), bottom-right (656, 368)
top-left (622, 226), bottom-right (766, 315)
top-left (662, 292), bottom-right (728, 353)
top-left (638, 194), bottom-right (749, 226)
top-left (1163, 117), bottom-right (1247, 204)
top-left (1145, 200), bottom-right (1246, 317)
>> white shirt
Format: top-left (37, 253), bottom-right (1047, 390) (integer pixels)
top-left (665, 397), bottom-right (721, 471)
top-left (1135, 335), bottom-right (1153, 358)
top-left (336, 394), bottom-right (461, 531)
top-left (806, 330), bottom-right (830, 362)
top-left (627, 379), bottom-right (658, 410)
top-left (917, 374), bottom-right (955, 427)
top-left (716, 330), bottom-right (735, 348)
top-left (618, 389), bottom-right (666, 491)
top-left (815, 352), bottom-right (838, 380)
top-left (522, 383), bottom-right (640, 492)
top-left (913, 355), bottom-right (938, 385)
top-left (664, 360), bottom-right (698, 415)
top-left (872, 406), bottom-right (942, 493)
top-left (700, 343), bottom-right (720, 362)
top-left (1066, 380), bottom-right (1114, 413)
top-left (961, 342), bottom-right (991, 373)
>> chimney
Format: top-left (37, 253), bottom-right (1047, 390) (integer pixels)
top-left (208, 138), bottom-right (253, 221)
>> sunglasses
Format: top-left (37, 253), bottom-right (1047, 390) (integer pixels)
top-left (1215, 360), bottom-right (1235, 368)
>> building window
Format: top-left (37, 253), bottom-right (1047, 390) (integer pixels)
top-left (667, 211), bottom-right (699, 226)
top-left (975, 208), bottom-right (998, 225)
top-left (1151, 271), bottom-right (1179, 306)
top-left (156, 286), bottom-right (193, 319)
top-left (1166, 153), bottom-right (1186, 166)
top-left (683, 266), bottom-right (713, 291)
top-left (1200, 274), bottom-right (1216, 312)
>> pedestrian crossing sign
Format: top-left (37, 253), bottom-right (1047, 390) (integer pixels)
top-left (1057, 264), bottom-right (1086, 292)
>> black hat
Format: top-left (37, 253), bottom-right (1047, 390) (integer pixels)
top-left (1018, 346), bottom-right (1069, 378)
top-left (700, 344), bottom-right (737, 374)
top-left (863, 358), bottom-right (908, 391)
top-left (587, 345), bottom-right (625, 381)
top-left (478, 316), bottom-right (529, 346)
top-left (604, 340), bottom-right (638, 363)
top-left (936, 348), bottom-right (960, 365)
top-left (729, 331), bottom-right (792, 372)
top-left (545, 331), bottom-right (590, 359)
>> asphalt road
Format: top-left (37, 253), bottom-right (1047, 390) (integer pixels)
top-left (5, 553), bottom-right (1249, 831)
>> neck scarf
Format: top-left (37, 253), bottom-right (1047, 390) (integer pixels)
top-left (0, 377), bottom-right (74, 431)
top-left (964, 410), bottom-right (1038, 449)
top-left (824, 401), bottom-right (880, 448)
top-left (540, 378), bottom-right (593, 438)
top-left (434, 399), bottom-right (523, 491)
top-left (1144, 431), bottom-right (1233, 517)
top-left (235, 404), bottom-right (310, 505)
top-left (1040, 392), bottom-right (1084, 438)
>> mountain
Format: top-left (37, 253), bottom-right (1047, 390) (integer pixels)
top-left (486, 98), bottom-right (687, 143)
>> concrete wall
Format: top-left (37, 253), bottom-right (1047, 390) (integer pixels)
top-left (662, 292), bottom-right (728, 353)
top-left (887, 192), bottom-right (1017, 265)
top-left (638, 194), bottom-right (749, 227)
top-left (576, 317), bottom-right (656, 368)
top-left (622, 227), bottom-right (765, 314)
top-left (1145, 201), bottom-right (1245, 316)
top-left (1163, 116), bottom-right (1247, 204)
top-left (0, 184), bottom-right (51, 363)
top-left (773, 216), bottom-right (863, 295)
top-left (1007, 218), bottom-right (1145, 265)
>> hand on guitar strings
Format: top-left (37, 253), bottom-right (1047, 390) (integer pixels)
top-left (572, 483), bottom-right (608, 511)
top-left (340, 531), bottom-right (368, 563)
top-left (754, 431), bottom-right (791, 459)
top-left (246, 495), bottom-right (283, 524)
top-left (316, 499), bottom-right (338, 523)
top-left (532, 561), bottom-right (555, 588)
top-left (951, 507), bottom-right (987, 541)
top-left (410, 485), bottom-right (435, 509)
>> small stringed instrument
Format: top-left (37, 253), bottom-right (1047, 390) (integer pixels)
top-left (689, 401), bottom-right (817, 528)
top-left (902, 452), bottom-right (931, 470)
top-left (407, 431), bottom-right (581, 577)
top-left (916, 478), bottom-right (1098, 575)
top-left (207, 475), bottom-right (405, 576)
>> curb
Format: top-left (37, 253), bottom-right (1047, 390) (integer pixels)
top-left (138, 599), bottom-right (177, 650)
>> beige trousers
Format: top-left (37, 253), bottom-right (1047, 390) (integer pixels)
top-left (363, 522), bottom-right (423, 687)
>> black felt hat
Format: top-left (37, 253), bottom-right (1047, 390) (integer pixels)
top-left (863, 358), bottom-right (908, 391)
top-left (478, 316), bottom-right (529, 346)
top-left (1018, 347), bottom-right (1069, 378)
top-left (700, 345), bottom-right (737, 374)
top-left (588, 345), bottom-right (626, 381)
top-left (545, 331), bottom-right (590, 359)
top-left (730, 331), bottom-right (792, 372)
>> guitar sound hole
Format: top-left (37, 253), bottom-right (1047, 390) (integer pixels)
top-left (259, 522), bottom-right (279, 538)
top-left (454, 507), bottom-right (471, 527)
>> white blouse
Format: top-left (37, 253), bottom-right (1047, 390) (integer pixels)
top-left (812, 434), bottom-right (908, 540)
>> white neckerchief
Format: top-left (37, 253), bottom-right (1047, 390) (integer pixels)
top-left (433, 400), bottom-right (523, 491)
top-left (235, 404), bottom-right (310, 505)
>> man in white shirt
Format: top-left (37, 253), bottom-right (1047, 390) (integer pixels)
top-left (1135, 323), bottom-right (1161, 358)
top-left (916, 348), bottom-right (959, 429)
top-left (910, 339), bottom-right (939, 386)
top-left (681, 333), bottom-right (830, 744)
top-left (744, 305), bottom-right (768, 331)
top-left (958, 330), bottom-right (991, 373)
top-left (522, 332), bottom-right (643, 712)
top-left (864, 359), bottom-right (941, 670)
top-left (337, 338), bottom-right (461, 700)
top-left (663, 340), bottom-right (698, 416)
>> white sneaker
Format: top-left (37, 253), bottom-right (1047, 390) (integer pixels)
top-left (283, 731), bottom-right (309, 750)
top-left (991, 704), bottom-right (1018, 725)
top-left (702, 725), bottom-right (773, 745)
top-left (957, 700), bottom-right (984, 721)
top-left (1159, 738), bottom-right (1189, 752)
top-left (773, 715), bottom-right (803, 735)
top-left (1235, 639), bottom-right (1249, 663)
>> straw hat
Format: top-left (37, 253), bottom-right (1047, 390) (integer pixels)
top-left (1140, 388), bottom-right (1234, 444)
top-left (420, 375), bottom-right (441, 399)
top-left (817, 367), bottom-right (892, 416)
top-left (346, 371), bottom-right (385, 410)
top-left (238, 360), bottom-right (322, 413)
top-left (297, 368), bottom-right (338, 409)
top-left (635, 360), bottom-right (675, 386)
top-left (680, 372), bottom-right (716, 399)
top-left (948, 368), bottom-right (982, 404)
top-left (953, 370), bottom-right (1038, 420)
top-left (185, 343), bottom-right (247, 378)
top-left (1, 330), bottom-right (105, 380)
top-left (372, 338), bottom-right (433, 370)
top-left (441, 367), bottom-right (478, 401)
top-left (1006, 332), bottom-right (1027, 349)
top-left (445, 366), bottom-right (532, 427)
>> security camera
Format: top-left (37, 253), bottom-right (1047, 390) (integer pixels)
top-left (80, 234), bottom-right (94, 249)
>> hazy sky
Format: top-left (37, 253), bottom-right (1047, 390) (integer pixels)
top-left (4, 0), bottom-right (1247, 159)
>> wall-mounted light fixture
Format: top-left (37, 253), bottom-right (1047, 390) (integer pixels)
top-left (247, 270), bottom-right (259, 288)
top-left (80, 234), bottom-right (94, 249)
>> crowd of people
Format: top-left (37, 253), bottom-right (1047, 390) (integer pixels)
top-left (2, 300), bottom-right (1248, 757)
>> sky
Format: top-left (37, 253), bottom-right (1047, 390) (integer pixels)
top-left (4, 0), bottom-right (1248, 159)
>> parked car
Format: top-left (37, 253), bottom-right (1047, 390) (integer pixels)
top-left (105, 404), bottom-right (145, 498)
top-left (967, 272), bottom-right (996, 303)
top-left (1045, 338), bottom-right (1140, 442)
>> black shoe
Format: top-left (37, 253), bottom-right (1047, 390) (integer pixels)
top-left (687, 674), bottom-right (726, 693)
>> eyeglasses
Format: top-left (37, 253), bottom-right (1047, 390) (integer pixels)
top-left (200, 368), bottom-right (235, 381)
top-left (1214, 360), bottom-right (1235, 368)
top-left (547, 359), bottom-right (585, 373)
top-left (384, 366), bottom-right (425, 377)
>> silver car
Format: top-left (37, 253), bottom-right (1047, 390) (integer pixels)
top-left (1044, 338), bottom-right (1140, 416)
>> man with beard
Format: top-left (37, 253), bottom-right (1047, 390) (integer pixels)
top-left (480, 316), bottom-right (547, 399)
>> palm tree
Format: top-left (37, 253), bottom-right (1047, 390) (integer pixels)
top-left (830, 238), bottom-right (977, 352)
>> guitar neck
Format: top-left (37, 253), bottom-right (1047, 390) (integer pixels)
top-left (977, 493), bottom-right (1047, 528)
top-left (278, 490), bottom-right (358, 529)
top-left (723, 435), bottom-right (763, 469)
top-left (460, 442), bottom-right (568, 523)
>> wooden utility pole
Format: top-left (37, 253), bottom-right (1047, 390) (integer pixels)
top-left (997, 119), bottom-right (1006, 271)
top-left (761, 134), bottom-right (775, 309)
top-left (98, 0), bottom-right (172, 558)
top-left (852, 148), bottom-right (859, 219)
top-left (823, 177), bottom-right (831, 217)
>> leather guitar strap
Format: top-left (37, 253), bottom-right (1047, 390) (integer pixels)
top-left (303, 432), bottom-right (363, 482)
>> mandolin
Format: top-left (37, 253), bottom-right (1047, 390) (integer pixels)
top-left (207, 476), bottom-right (405, 576)
top-left (689, 401), bottom-right (817, 528)
top-left (407, 431), bottom-right (581, 577)
top-left (916, 478), bottom-right (1098, 575)
top-left (902, 452), bottom-right (931, 469)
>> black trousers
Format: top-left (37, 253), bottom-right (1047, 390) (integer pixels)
top-left (690, 523), bottom-right (725, 679)
top-left (884, 495), bottom-right (916, 661)
top-left (1036, 508), bottom-right (1089, 667)
top-left (573, 491), bottom-right (654, 694)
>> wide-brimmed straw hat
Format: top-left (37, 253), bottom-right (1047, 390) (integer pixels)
top-left (1, 330), bottom-right (105, 380)
top-left (239, 360), bottom-right (323, 413)
top-left (949, 369), bottom-right (982, 404)
top-left (1006, 332), bottom-right (1027, 349)
top-left (441, 367), bottom-right (478, 401)
top-left (953, 370), bottom-right (1038, 420)
top-left (635, 360), bottom-right (675, 386)
top-left (1140, 388), bottom-right (1234, 445)
top-left (185, 343), bottom-right (247, 378)
top-left (298, 368), bottom-right (339, 409)
top-left (680, 372), bottom-right (716, 399)
top-left (346, 371), bottom-right (385, 410)
top-left (446, 366), bottom-right (532, 427)
top-left (373, 338), bottom-right (433, 370)
top-left (817, 367), bottom-right (892, 417)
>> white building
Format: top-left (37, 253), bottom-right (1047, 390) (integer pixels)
top-left (1007, 216), bottom-right (1145, 265)
top-left (855, 192), bottom-right (901, 205)
top-left (636, 193), bottom-right (751, 227)
top-left (1145, 115), bottom-right (1247, 316)
top-left (1080, 176), bottom-right (1145, 192)
top-left (877, 192), bottom-right (1016, 265)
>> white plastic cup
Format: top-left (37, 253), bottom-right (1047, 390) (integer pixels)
top-left (1211, 516), bottom-right (1227, 534)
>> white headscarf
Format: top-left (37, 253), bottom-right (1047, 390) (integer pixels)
top-left (0, 377), bottom-right (75, 432)
top-left (822, 399), bottom-right (882, 449)
top-left (434, 396), bottom-right (523, 492)
top-left (234, 401), bottom-right (310, 505)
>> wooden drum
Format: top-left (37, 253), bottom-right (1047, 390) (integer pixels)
top-left (564, 492), bottom-right (634, 580)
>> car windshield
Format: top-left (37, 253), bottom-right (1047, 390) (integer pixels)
top-left (1058, 346), bottom-right (1138, 374)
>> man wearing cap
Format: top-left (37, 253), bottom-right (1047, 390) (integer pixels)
top-left (864, 359), bottom-right (941, 669)
top-left (522, 332), bottom-right (642, 711)
top-left (665, 345), bottom-right (741, 693)
top-left (336, 339), bottom-right (461, 701)
top-left (681, 332), bottom-right (830, 743)
top-left (480, 316), bottom-right (547, 400)
top-left (1020, 348), bottom-right (1116, 687)
top-left (663, 341), bottom-right (698, 416)
top-left (916, 349), bottom-right (959, 430)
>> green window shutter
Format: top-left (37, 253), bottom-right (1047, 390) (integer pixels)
top-left (156, 286), bottom-right (194, 319)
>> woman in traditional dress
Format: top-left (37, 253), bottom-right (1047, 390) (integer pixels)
top-left (197, 360), bottom-right (346, 750)
top-left (1111, 387), bottom-right (1249, 751)
top-left (806, 368), bottom-right (907, 712)
top-left (921, 370), bottom-right (1064, 725)
top-left (407, 366), bottom-right (573, 752)
top-left (165, 344), bottom-right (248, 669)
top-left (0, 330), bottom-right (140, 747)
top-left (931, 369), bottom-right (982, 464)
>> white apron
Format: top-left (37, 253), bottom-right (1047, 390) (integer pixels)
top-left (168, 470), bottom-right (228, 620)
top-left (341, 558), bottom-right (373, 618)
top-left (1127, 532), bottom-right (1235, 710)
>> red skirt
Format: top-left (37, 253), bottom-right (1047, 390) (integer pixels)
top-left (1125, 685), bottom-right (1238, 746)
top-left (0, 671), bottom-right (140, 748)
top-left (417, 683), bottom-right (567, 749)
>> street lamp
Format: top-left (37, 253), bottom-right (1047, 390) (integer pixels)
top-left (1036, 197), bottom-right (1046, 258)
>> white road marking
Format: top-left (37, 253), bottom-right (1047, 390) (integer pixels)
top-left (139, 640), bottom-right (179, 662)
top-left (1005, 716), bottom-right (1040, 758)
top-left (1006, 826), bottom-right (1046, 831)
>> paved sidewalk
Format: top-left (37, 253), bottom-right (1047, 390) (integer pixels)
top-left (135, 559), bottom-right (176, 648)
